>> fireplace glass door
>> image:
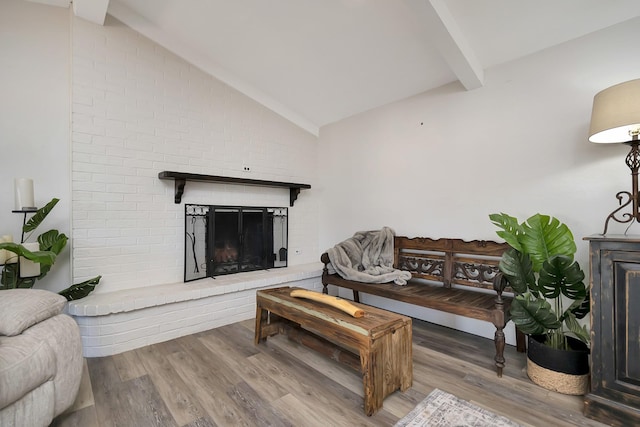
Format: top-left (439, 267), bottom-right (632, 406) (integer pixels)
top-left (184, 204), bottom-right (287, 282)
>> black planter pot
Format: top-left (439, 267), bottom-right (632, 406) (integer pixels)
top-left (528, 334), bottom-right (590, 375)
top-left (526, 334), bottom-right (590, 395)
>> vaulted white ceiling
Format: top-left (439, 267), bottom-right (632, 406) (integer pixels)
top-left (28, 0), bottom-right (640, 135)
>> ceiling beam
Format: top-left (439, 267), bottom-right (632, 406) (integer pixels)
top-left (408, 0), bottom-right (484, 90)
top-left (24, 0), bottom-right (109, 25)
top-left (73, 0), bottom-right (110, 25)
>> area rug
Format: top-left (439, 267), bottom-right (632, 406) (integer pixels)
top-left (394, 388), bottom-right (522, 427)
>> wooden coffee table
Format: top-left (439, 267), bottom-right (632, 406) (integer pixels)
top-left (255, 286), bottom-right (412, 416)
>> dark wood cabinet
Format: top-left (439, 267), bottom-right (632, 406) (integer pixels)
top-left (584, 235), bottom-right (640, 426)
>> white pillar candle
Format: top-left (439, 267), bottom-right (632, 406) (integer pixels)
top-left (0, 235), bottom-right (8, 264)
top-left (19, 242), bottom-right (40, 278)
top-left (2, 235), bottom-right (17, 264)
top-left (14, 178), bottom-right (35, 210)
top-left (0, 235), bottom-right (10, 264)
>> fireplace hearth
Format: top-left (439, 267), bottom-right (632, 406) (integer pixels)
top-left (184, 204), bottom-right (288, 282)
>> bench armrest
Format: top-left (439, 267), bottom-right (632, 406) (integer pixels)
top-left (492, 272), bottom-right (510, 302)
top-left (320, 252), bottom-right (330, 265)
top-left (492, 272), bottom-right (507, 292)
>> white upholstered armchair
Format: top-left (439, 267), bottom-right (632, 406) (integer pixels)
top-left (0, 289), bottom-right (83, 427)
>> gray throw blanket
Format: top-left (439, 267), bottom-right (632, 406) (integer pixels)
top-left (327, 227), bottom-right (412, 285)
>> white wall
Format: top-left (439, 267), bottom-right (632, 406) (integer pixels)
top-left (318, 17), bottom-right (640, 343)
top-left (71, 16), bottom-right (319, 293)
top-left (0, 0), bottom-right (71, 293)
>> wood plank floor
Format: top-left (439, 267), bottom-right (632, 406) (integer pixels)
top-left (52, 318), bottom-right (608, 427)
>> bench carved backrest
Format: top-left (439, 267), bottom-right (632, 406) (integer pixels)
top-left (394, 236), bottom-right (511, 292)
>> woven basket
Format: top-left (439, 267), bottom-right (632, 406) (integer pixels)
top-left (527, 357), bottom-right (589, 395)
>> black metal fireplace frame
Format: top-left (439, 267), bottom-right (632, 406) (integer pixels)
top-left (184, 204), bottom-right (288, 282)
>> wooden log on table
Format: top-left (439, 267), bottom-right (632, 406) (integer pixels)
top-left (290, 289), bottom-right (364, 318)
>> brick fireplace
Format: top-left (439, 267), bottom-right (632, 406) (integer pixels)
top-left (66, 13), bottom-right (321, 358)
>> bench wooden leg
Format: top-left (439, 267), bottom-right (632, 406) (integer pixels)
top-left (361, 321), bottom-right (413, 416)
top-left (353, 290), bottom-right (360, 303)
top-left (515, 327), bottom-right (526, 353)
top-left (361, 346), bottom-right (382, 416)
top-left (254, 304), bottom-right (268, 345)
top-left (494, 325), bottom-right (506, 377)
top-left (494, 323), bottom-right (526, 376)
top-left (399, 323), bottom-right (413, 392)
top-left (255, 309), bottom-right (285, 345)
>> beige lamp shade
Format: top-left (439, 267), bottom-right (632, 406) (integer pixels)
top-left (589, 78), bottom-right (640, 143)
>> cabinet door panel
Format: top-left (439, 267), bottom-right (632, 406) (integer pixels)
top-left (604, 252), bottom-right (640, 401)
top-left (614, 262), bottom-right (640, 386)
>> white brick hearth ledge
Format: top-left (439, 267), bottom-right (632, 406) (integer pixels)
top-left (68, 263), bottom-right (324, 357)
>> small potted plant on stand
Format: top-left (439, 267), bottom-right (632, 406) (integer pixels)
top-left (490, 213), bottom-right (590, 395)
top-left (0, 198), bottom-right (100, 299)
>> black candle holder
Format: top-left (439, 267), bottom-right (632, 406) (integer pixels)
top-left (11, 208), bottom-right (38, 244)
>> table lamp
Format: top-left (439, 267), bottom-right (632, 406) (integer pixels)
top-left (589, 78), bottom-right (640, 234)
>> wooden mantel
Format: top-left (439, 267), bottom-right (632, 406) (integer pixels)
top-left (158, 171), bottom-right (311, 206)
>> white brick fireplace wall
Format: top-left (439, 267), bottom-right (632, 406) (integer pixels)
top-left (69, 15), bottom-right (320, 355)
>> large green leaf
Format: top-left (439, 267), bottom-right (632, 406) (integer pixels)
top-left (538, 255), bottom-right (585, 300)
top-left (1, 264), bottom-right (18, 289)
top-left (0, 243), bottom-right (57, 287)
top-left (510, 292), bottom-right (562, 335)
top-left (0, 242), bottom-right (56, 265)
top-left (23, 198), bottom-right (59, 233)
top-left (17, 278), bottom-right (36, 288)
top-left (563, 311), bottom-right (590, 345)
top-left (568, 293), bottom-right (590, 320)
top-left (498, 248), bottom-right (535, 295)
top-left (489, 213), bottom-right (523, 252)
top-left (519, 214), bottom-right (576, 272)
top-left (0, 263), bottom-right (36, 289)
top-left (58, 276), bottom-right (101, 301)
top-left (38, 230), bottom-right (68, 255)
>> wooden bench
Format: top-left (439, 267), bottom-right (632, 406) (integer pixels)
top-left (321, 236), bottom-right (526, 377)
top-left (254, 286), bottom-right (412, 416)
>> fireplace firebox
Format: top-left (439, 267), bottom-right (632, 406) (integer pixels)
top-left (184, 204), bottom-right (288, 282)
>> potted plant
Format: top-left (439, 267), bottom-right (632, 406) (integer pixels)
top-left (0, 197), bottom-right (100, 300)
top-left (489, 212), bottom-right (590, 395)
